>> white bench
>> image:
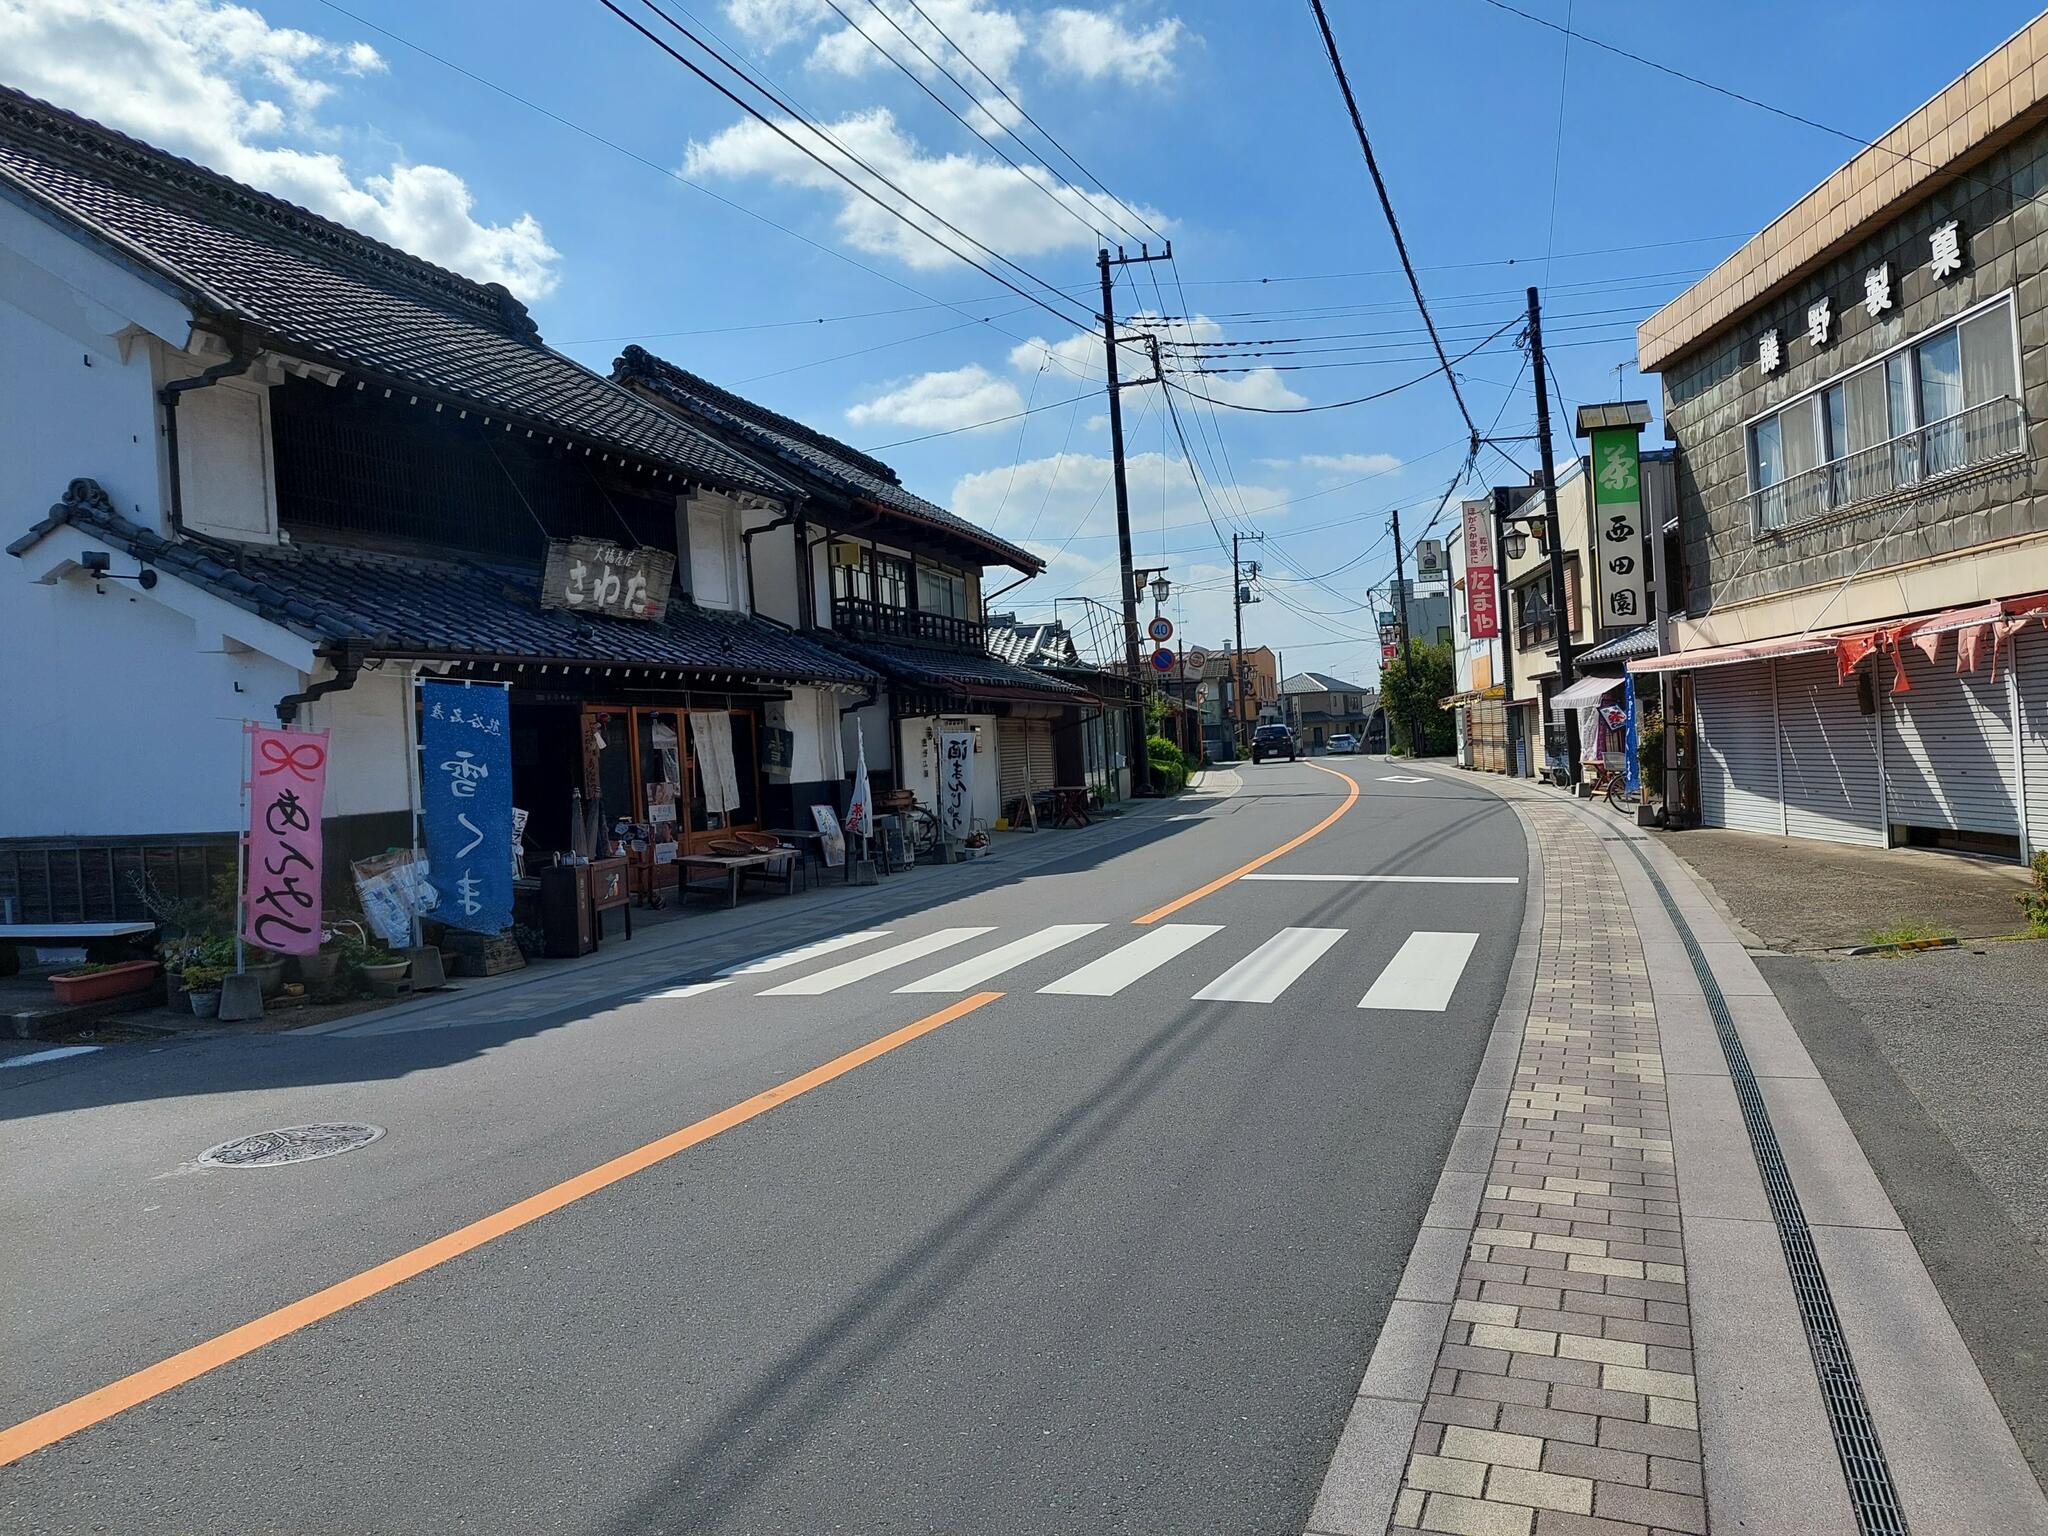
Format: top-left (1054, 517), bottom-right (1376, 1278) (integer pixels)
top-left (0, 922), bottom-right (156, 976)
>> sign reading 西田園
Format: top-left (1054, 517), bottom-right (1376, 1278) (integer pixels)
top-left (541, 538), bottom-right (674, 623)
top-left (419, 680), bottom-right (514, 934)
top-left (244, 725), bottom-right (328, 955)
top-left (1462, 501), bottom-right (1498, 640)
top-left (1589, 427), bottom-right (1647, 628)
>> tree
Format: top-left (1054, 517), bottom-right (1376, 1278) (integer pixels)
top-left (1379, 640), bottom-right (1456, 756)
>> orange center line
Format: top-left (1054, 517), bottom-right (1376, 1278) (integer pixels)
top-left (0, 990), bottom-right (1004, 1469)
top-left (1132, 762), bottom-right (1362, 925)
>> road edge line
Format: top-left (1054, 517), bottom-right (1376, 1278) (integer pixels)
top-left (0, 991), bottom-right (1005, 1469)
top-left (1301, 781), bottom-right (1543, 1536)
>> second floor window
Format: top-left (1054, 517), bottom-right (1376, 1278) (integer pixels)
top-left (918, 565), bottom-right (967, 617)
top-left (830, 545), bottom-right (913, 608)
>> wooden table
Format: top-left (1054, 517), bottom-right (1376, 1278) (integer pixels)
top-left (678, 852), bottom-right (774, 908)
top-left (761, 828), bottom-right (831, 886)
top-left (1050, 786), bottom-right (1094, 828)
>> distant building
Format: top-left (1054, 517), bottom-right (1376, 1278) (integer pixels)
top-left (1281, 672), bottom-right (1382, 752)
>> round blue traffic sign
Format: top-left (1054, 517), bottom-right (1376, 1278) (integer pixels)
top-left (1149, 647), bottom-right (1176, 673)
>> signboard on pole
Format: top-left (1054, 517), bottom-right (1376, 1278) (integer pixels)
top-left (244, 725), bottom-right (328, 955)
top-left (1184, 647), bottom-right (1208, 670)
top-left (1462, 500), bottom-right (1500, 640)
top-left (540, 538), bottom-right (674, 623)
top-left (1415, 537), bottom-right (1445, 577)
top-left (1147, 615), bottom-right (1174, 643)
top-left (1149, 647), bottom-right (1176, 673)
top-left (419, 680), bottom-right (514, 934)
top-left (1381, 642), bottom-right (1398, 664)
top-left (1589, 428), bottom-right (1648, 627)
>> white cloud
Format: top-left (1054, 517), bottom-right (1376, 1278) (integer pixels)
top-left (1036, 6), bottom-right (1183, 85)
top-left (1010, 310), bottom-right (1308, 411)
top-left (0, 0), bottom-right (562, 298)
top-left (1259, 452), bottom-right (1404, 477)
top-left (847, 363), bottom-right (1023, 431)
top-left (684, 106), bottom-right (1163, 269)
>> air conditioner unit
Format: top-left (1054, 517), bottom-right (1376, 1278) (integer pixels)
top-left (829, 542), bottom-right (865, 568)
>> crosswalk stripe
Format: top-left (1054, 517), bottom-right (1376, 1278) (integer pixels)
top-left (1359, 932), bottom-right (1479, 1011)
top-left (718, 930), bottom-right (892, 978)
top-left (1038, 924), bottom-right (1223, 996)
top-left (648, 981), bottom-right (732, 1001)
top-left (759, 928), bottom-right (997, 996)
top-left (896, 924), bottom-right (1105, 993)
top-left (1192, 927), bottom-right (1346, 1003)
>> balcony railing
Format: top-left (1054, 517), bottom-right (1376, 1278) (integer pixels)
top-left (1748, 396), bottom-right (2029, 537)
top-left (832, 595), bottom-right (986, 649)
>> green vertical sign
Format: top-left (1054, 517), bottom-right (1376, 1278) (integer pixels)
top-left (1589, 426), bottom-right (1646, 628)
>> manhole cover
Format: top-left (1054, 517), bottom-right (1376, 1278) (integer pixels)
top-left (197, 1123), bottom-right (384, 1168)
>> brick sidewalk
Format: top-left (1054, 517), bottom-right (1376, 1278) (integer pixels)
top-left (1386, 802), bottom-right (1705, 1536)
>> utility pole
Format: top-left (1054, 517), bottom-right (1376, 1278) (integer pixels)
top-left (1389, 505), bottom-right (1422, 756)
top-left (1100, 241), bottom-right (1172, 792)
top-left (1527, 286), bottom-right (1579, 782)
top-left (1231, 530), bottom-right (1263, 757)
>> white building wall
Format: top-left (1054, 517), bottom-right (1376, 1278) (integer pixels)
top-left (172, 372), bottom-right (278, 544)
top-left (896, 713), bottom-right (997, 828)
top-left (744, 511), bottom-right (801, 627)
top-left (841, 695), bottom-right (893, 775)
top-left (302, 664), bottom-right (414, 820)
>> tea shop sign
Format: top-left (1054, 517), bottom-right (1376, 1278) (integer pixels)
top-left (541, 538), bottom-right (675, 623)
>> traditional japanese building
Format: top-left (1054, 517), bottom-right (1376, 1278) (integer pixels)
top-left (0, 85), bottom-right (873, 920)
top-left (1634, 19), bottom-right (2048, 858)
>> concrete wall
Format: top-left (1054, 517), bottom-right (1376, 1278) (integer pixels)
top-left (1660, 116), bottom-right (2048, 646)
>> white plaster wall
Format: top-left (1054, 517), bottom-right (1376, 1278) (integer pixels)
top-left (895, 713), bottom-right (997, 827)
top-left (302, 663), bottom-right (412, 819)
top-left (174, 373), bottom-right (278, 544)
top-left (682, 489), bottom-right (747, 613)
top-left (743, 511), bottom-right (801, 626)
top-left (0, 573), bottom-right (301, 837)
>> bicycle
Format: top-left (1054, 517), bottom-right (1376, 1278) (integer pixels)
top-left (1604, 773), bottom-right (1640, 811)
top-left (905, 802), bottom-right (941, 857)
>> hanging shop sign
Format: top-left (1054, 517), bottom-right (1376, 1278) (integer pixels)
top-left (540, 538), bottom-right (675, 623)
top-left (939, 730), bottom-right (975, 841)
top-left (244, 724), bottom-right (328, 955)
top-left (1381, 643), bottom-right (1398, 664)
top-left (1588, 427), bottom-right (1648, 626)
top-left (1147, 615), bottom-right (1174, 643)
top-left (419, 680), bottom-right (514, 934)
top-left (1149, 647), bottom-right (1176, 673)
top-left (1415, 538), bottom-right (1445, 577)
top-left (1184, 647), bottom-right (1208, 670)
top-left (1462, 501), bottom-right (1499, 640)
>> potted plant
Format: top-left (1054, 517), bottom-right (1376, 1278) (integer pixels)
top-left (49, 957), bottom-right (161, 1006)
top-left (181, 963), bottom-right (229, 1017)
top-left (356, 946), bottom-right (411, 996)
top-left (244, 946), bottom-right (287, 999)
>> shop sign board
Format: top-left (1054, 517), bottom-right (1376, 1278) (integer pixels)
top-left (244, 724), bottom-right (328, 955)
top-left (1415, 538), bottom-right (1445, 576)
top-left (811, 804), bottom-right (846, 868)
top-left (1462, 501), bottom-right (1499, 640)
top-left (1381, 643), bottom-right (1398, 664)
top-left (420, 680), bottom-right (514, 934)
top-left (1589, 428), bottom-right (1647, 626)
top-left (939, 730), bottom-right (974, 840)
top-left (540, 538), bottom-right (674, 623)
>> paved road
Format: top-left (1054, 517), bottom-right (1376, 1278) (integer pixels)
top-left (1, 759), bottom-right (1525, 1535)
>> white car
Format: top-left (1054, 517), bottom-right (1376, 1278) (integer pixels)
top-left (1326, 733), bottom-right (1359, 755)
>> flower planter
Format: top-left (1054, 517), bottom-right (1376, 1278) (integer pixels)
top-left (49, 959), bottom-right (160, 1006)
top-left (188, 989), bottom-right (222, 1018)
top-left (245, 959), bottom-right (286, 998)
top-left (361, 960), bottom-right (410, 998)
top-left (293, 951), bottom-right (340, 988)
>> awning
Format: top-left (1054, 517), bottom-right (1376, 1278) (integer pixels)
top-left (1550, 675), bottom-right (1623, 715)
top-left (1629, 591), bottom-right (2048, 676)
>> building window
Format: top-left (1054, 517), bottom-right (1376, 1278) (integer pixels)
top-left (872, 552), bottom-right (911, 610)
top-left (1745, 295), bottom-right (2022, 532)
top-left (918, 564), bottom-right (967, 617)
top-left (829, 544), bottom-right (912, 609)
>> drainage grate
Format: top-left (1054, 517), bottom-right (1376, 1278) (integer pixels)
top-left (197, 1123), bottom-right (385, 1168)
top-left (1622, 841), bottom-right (1908, 1536)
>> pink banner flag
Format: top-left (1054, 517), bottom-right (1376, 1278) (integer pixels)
top-left (244, 725), bottom-right (328, 955)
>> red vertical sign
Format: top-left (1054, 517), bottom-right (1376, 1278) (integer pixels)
top-left (1463, 502), bottom-right (1499, 640)
top-left (244, 725), bottom-right (328, 955)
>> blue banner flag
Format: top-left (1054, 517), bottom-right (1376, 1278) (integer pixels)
top-left (419, 680), bottom-right (514, 934)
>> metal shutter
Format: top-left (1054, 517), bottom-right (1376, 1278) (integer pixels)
top-left (1776, 653), bottom-right (1883, 846)
top-left (1694, 664), bottom-right (1780, 834)
top-left (1884, 643), bottom-right (2019, 836)
top-left (2018, 625), bottom-right (2048, 859)
top-left (997, 720), bottom-right (1029, 808)
top-left (1026, 719), bottom-right (1055, 790)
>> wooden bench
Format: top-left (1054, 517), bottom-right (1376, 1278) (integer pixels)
top-left (678, 852), bottom-right (774, 908)
top-left (0, 921), bottom-right (156, 977)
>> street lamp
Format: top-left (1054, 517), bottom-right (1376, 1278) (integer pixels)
top-left (1149, 573), bottom-right (1171, 607)
top-left (1502, 527), bottom-right (1528, 560)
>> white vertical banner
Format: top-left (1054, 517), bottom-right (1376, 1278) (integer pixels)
top-left (939, 731), bottom-right (974, 840)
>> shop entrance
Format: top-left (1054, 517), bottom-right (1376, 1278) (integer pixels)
top-left (582, 704), bottom-right (761, 852)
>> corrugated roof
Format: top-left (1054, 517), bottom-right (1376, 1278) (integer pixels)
top-left (12, 480), bottom-right (872, 684)
top-left (615, 346), bottom-right (1043, 575)
top-left (0, 86), bottom-right (792, 499)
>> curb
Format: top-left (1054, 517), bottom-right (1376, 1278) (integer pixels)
top-left (1844, 935), bottom-right (1960, 956)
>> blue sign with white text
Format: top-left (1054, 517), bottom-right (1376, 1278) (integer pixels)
top-left (419, 680), bottom-right (514, 934)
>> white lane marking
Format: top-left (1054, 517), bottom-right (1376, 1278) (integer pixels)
top-left (648, 981), bottom-right (732, 1000)
top-left (896, 924), bottom-right (1104, 993)
top-left (1240, 873), bottom-right (1519, 885)
top-left (718, 930), bottom-right (892, 977)
top-left (1193, 927), bottom-right (1346, 1004)
top-left (1378, 774), bottom-right (1429, 783)
top-left (1039, 924), bottom-right (1223, 997)
top-left (760, 928), bottom-right (997, 996)
top-left (1, 1044), bottom-right (102, 1070)
top-left (1359, 932), bottom-right (1480, 1012)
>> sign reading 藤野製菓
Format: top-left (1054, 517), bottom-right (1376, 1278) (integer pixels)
top-left (541, 538), bottom-right (675, 623)
top-left (1588, 427), bottom-right (1647, 628)
top-left (419, 680), bottom-right (514, 934)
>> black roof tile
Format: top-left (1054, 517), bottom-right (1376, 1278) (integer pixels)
top-left (827, 635), bottom-right (1084, 701)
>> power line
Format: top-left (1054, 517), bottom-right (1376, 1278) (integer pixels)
top-left (855, 388), bottom-right (1096, 449)
top-left (1163, 313), bottom-right (1520, 413)
top-left (1305, 0), bottom-right (1477, 439)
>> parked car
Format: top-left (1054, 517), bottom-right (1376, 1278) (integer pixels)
top-left (1326, 733), bottom-right (1359, 755)
top-left (1251, 723), bottom-right (1297, 763)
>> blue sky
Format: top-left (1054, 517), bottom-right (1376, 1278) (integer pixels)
top-left (7, 0), bottom-right (2033, 686)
